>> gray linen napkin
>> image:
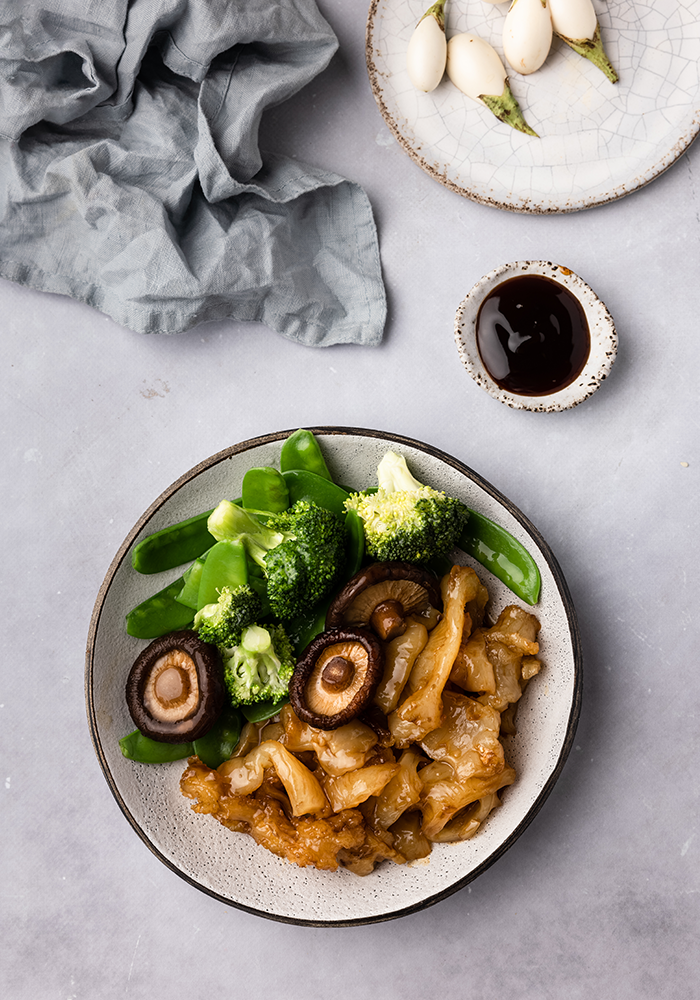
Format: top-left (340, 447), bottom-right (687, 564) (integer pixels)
top-left (0, 0), bottom-right (386, 346)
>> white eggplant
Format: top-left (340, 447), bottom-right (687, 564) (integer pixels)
top-left (503, 0), bottom-right (553, 76)
top-left (407, 0), bottom-right (448, 93)
top-left (446, 33), bottom-right (537, 136)
top-left (548, 0), bottom-right (618, 82)
top-left (549, 0), bottom-right (595, 39)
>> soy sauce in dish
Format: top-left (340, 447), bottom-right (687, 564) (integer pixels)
top-left (476, 274), bottom-right (590, 396)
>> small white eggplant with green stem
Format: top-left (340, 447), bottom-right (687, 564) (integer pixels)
top-left (446, 33), bottom-right (537, 136)
top-left (503, 0), bottom-right (553, 76)
top-left (407, 0), bottom-right (448, 93)
top-left (549, 0), bottom-right (618, 83)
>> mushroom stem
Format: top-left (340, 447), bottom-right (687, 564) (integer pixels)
top-left (370, 599), bottom-right (407, 641)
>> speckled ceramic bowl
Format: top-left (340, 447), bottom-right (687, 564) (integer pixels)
top-left (86, 428), bottom-right (582, 926)
top-left (454, 261), bottom-right (617, 412)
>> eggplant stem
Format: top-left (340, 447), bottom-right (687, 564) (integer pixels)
top-left (557, 24), bottom-right (619, 84)
top-left (419, 0), bottom-right (447, 31)
top-left (480, 81), bottom-right (539, 137)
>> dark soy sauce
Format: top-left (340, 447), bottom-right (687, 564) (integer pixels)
top-left (476, 274), bottom-right (591, 396)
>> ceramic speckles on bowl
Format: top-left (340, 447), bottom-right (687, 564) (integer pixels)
top-left (366, 0), bottom-right (700, 213)
top-left (86, 428), bottom-right (582, 926)
top-left (454, 261), bottom-right (617, 412)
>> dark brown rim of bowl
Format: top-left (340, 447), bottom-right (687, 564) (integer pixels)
top-left (365, 0), bottom-right (700, 214)
top-left (85, 426), bottom-right (583, 927)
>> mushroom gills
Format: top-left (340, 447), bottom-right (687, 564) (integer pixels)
top-left (326, 562), bottom-right (442, 642)
top-left (305, 641), bottom-right (370, 716)
top-left (143, 651), bottom-right (199, 722)
top-left (289, 627), bottom-right (385, 730)
top-left (126, 630), bottom-right (225, 743)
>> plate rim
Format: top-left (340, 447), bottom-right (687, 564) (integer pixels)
top-left (365, 0), bottom-right (700, 214)
top-left (85, 426), bottom-right (583, 926)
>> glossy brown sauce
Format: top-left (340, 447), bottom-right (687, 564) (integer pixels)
top-left (476, 274), bottom-right (590, 396)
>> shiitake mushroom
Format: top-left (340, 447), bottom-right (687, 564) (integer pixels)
top-left (326, 561), bottom-right (442, 641)
top-left (289, 627), bottom-right (384, 731)
top-left (126, 630), bottom-right (224, 743)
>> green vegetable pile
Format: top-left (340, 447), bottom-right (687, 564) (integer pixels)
top-left (120, 428), bottom-right (541, 766)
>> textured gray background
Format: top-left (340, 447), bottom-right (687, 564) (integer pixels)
top-left (1, 1), bottom-right (698, 997)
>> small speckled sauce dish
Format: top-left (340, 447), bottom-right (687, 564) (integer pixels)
top-left (454, 261), bottom-right (617, 412)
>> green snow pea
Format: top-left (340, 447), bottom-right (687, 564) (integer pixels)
top-left (131, 510), bottom-right (215, 574)
top-left (125, 577), bottom-right (195, 638)
top-left (241, 699), bottom-right (289, 724)
top-left (119, 729), bottom-right (193, 763)
top-left (281, 469), bottom-right (350, 517)
top-left (196, 538), bottom-right (248, 610)
top-left (191, 705), bottom-right (243, 768)
top-left (459, 511), bottom-right (541, 606)
top-left (344, 508), bottom-right (365, 578)
top-left (280, 429), bottom-right (333, 481)
top-left (241, 467), bottom-right (290, 514)
top-left (119, 705), bottom-right (243, 766)
top-left (286, 598), bottom-right (331, 656)
top-left (176, 550), bottom-right (210, 610)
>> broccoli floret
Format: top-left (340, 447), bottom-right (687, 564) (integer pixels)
top-left (207, 499), bottom-right (347, 620)
top-left (193, 585), bottom-right (262, 648)
top-left (344, 450), bottom-right (469, 564)
top-left (222, 623), bottom-right (295, 706)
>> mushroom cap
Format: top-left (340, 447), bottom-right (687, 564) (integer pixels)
top-left (126, 630), bottom-right (224, 743)
top-left (289, 627), bottom-right (384, 731)
top-left (326, 561), bottom-right (442, 636)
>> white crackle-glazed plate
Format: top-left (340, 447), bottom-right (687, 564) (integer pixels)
top-left (366, 0), bottom-right (700, 212)
top-left (86, 428), bottom-right (582, 925)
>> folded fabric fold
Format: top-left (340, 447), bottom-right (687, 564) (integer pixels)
top-left (0, 0), bottom-right (386, 346)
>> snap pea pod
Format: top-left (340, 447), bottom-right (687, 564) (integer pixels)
top-left (241, 699), bottom-right (289, 724)
top-left (119, 729), bottom-right (193, 763)
top-left (459, 511), bottom-right (541, 606)
top-left (176, 550), bottom-right (210, 609)
top-left (125, 577), bottom-right (194, 638)
top-left (281, 469), bottom-right (349, 517)
top-left (241, 467), bottom-right (290, 514)
top-left (196, 538), bottom-right (248, 610)
top-left (280, 428), bottom-right (333, 481)
top-left (286, 597), bottom-right (331, 656)
top-left (131, 509), bottom-right (215, 574)
top-left (119, 704), bottom-right (244, 766)
top-left (344, 509), bottom-right (365, 579)
top-left (191, 705), bottom-right (243, 768)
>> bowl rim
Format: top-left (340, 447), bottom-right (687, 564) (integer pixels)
top-left (85, 426), bottom-right (583, 926)
top-left (454, 261), bottom-right (618, 412)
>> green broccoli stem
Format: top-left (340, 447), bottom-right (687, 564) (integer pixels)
top-left (207, 499), bottom-right (284, 549)
top-left (377, 451), bottom-right (425, 493)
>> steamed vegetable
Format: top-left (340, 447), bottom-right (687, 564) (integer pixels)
top-left (131, 509), bottom-right (214, 574)
top-left (280, 428), bottom-right (334, 481)
top-left (344, 451), bottom-right (469, 564)
top-left (208, 498), bottom-right (348, 620)
top-left (446, 33), bottom-right (538, 136)
top-left (407, 0), bottom-right (448, 93)
top-left (126, 576), bottom-right (194, 638)
top-left (459, 510), bottom-right (541, 606)
top-left (194, 584), bottom-right (262, 648)
top-left (222, 624), bottom-right (295, 707)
